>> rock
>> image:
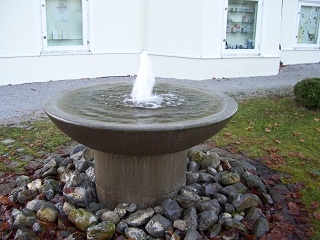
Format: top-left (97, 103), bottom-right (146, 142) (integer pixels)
top-left (44, 157), bottom-right (58, 168)
top-left (233, 213), bottom-right (244, 222)
top-left (245, 207), bottom-right (263, 227)
top-left (184, 229), bottom-right (203, 240)
top-left (182, 207), bottom-right (198, 230)
top-left (189, 161), bottom-right (199, 172)
top-left (175, 194), bottom-right (200, 208)
top-left (71, 144), bottom-right (87, 155)
top-left (85, 166), bottom-right (95, 182)
top-left (214, 193), bottom-right (228, 205)
top-left (242, 172), bottom-right (267, 192)
top-left (207, 166), bottom-right (218, 175)
top-left (26, 199), bottom-right (56, 212)
top-left (62, 202), bottom-right (76, 215)
top-left (33, 167), bottom-right (47, 179)
top-left (1, 139), bottom-right (15, 144)
top-left (197, 199), bottom-right (221, 214)
top-left (41, 181), bottom-right (55, 200)
top-left (67, 208), bottom-right (98, 231)
top-left (145, 214), bottom-right (173, 238)
top-left (58, 214), bottom-right (77, 231)
top-left (42, 167), bottom-right (57, 178)
top-left (219, 182), bottom-right (248, 199)
top-left (173, 219), bottom-right (187, 232)
top-left (114, 203), bottom-right (129, 218)
top-left (14, 228), bottom-right (37, 240)
top-left (221, 172), bottom-right (241, 185)
top-left (16, 175), bottom-right (31, 188)
top-left (17, 190), bottom-right (35, 204)
top-left (37, 205), bottom-right (58, 222)
top-left (202, 183), bottom-right (223, 197)
top-left (161, 199), bottom-right (182, 221)
top-left (87, 221), bottom-right (115, 240)
top-left (224, 203), bottom-right (236, 214)
top-left (261, 192), bottom-right (274, 205)
top-left (198, 172), bottom-right (214, 182)
top-left (101, 211), bottom-right (121, 225)
top-left (63, 187), bottom-right (92, 207)
top-left (197, 210), bottom-right (219, 232)
top-left (126, 207), bottom-right (155, 227)
top-left (27, 179), bottom-right (42, 192)
top-left (253, 217), bottom-right (269, 238)
top-left (154, 205), bottom-right (163, 215)
top-left (75, 157), bottom-right (92, 173)
top-left (13, 209), bottom-right (37, 229)
top-left (124, 227), bottom-right (147, 239)
top-left (116, 220), bottom-right (128, 234)
top-left (200, 152), bottom-right (220, 169)
top-left (209, 223), bottom-right (223, 238)
top-left (223, 218), bottom-right (248, 234)
top-left (232, 193), bottom-right (262, 211)
top-left (188, 150), bottom-right (205, 162)
top-left (186, 172), bottom-right (199, 184)
top-left (219, 212), bottom-right (232, 223)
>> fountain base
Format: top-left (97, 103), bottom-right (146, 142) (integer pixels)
top-left (94, 150), bottom-right (187, 209)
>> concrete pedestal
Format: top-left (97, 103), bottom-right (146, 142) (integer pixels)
top-left (94, 150), bottom-right (187, 209)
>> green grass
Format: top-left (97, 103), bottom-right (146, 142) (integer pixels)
top-left (0, 120), bottom-right (71, 172)
top-left (209, 96), bottom-right (320, 239)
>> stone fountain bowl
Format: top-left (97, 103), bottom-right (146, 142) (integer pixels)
top-left (44, 82), bottom-right (237, 156)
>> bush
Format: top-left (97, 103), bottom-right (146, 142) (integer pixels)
top-left (294, 78), bottom-right (320, 110)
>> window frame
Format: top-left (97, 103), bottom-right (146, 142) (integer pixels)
top-left (295, 2), bottom-right (320, 48)
top-left (41, 0), bottom-right (89, 53)
top-left (222, 0), bottom-right (263, 56)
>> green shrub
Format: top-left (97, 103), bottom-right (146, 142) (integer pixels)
top-left (294, 78), bottom-right (320, 110)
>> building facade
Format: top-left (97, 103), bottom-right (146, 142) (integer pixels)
top-left (0, 0), bottom-right (319, 85)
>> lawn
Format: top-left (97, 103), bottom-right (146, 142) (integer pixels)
top-left (210, 96), bottom-right (320, 239)
top-left (0, 96), bottom-right (319, 238)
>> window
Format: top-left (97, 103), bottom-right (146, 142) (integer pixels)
top-left (224, 0), bottom-right (261, 51)
top-left (41, 0), bottom-right (88, 51)
top-left (296, 3), bottom-right (320, 46)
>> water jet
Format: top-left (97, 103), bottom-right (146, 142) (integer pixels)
top-left (44, 54), bottom-right (237, 208)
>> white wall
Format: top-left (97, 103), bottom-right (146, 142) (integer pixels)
top-left (0, 0), bottom-right (286, 85)
top-left (280, 0), bottom-right (320, 64)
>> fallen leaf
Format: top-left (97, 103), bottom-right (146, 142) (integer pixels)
top-left (265, 128), bottom-right (271, 133)
top-left (288, 202), bottom-right (300, 215)
top-left (245, 126), bottom-right (252, 131)
top-left (314, 118), bottom-right (320, 122)
top-left (0, 195), bottom-right (11, 205)
top-left (310, 202), bottom-right (320, 210)
top-left (313, 211), bottom-right (320, 220)
top-left (316, 128), bottom-right (320, 132)
top-left (294, 132), bottom-right (303, 136)
top-left (274, 139), bottom-right (281, 144)
top-left (299, 139), bottom-right (305, 143)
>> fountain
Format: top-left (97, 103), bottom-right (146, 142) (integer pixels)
top-left (44, 53), bottom-right (238, 209)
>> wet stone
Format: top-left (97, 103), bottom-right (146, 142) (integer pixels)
top-left (197, 199), bottom-right (221, 214)
top-left (13, 209), bottom-right (37, 229)
top-left (145, 214), bottom-right (173, 238)
top-left (26, 199), bottom-right (57, 212)
top-left (27, 179), bottom-right (42, 192)
top-left (42, 167), bottom-right (57, 178)
top-left (242, 171), bottom-right (267, 192)
top-left (199, 172), bottom-right (214, 182)
top-left (161, 199), bottom-right (182, 222)
top-left (197, 210), bottom-right (219, 232)
top-left (202, 182), bottom-right (223, 197)
top-left (87, 221), bottom-right (115, 240)
top-left (37, 205), bottom-right (58, 222)
top-left (85, 166), bottom-right (95, 182)
top-left (16, 175), bottom-right (31, 188)
top-left (221, 171), bottom-right (241, 186)
top-left (116, 220), bottom-right (128, 234)
top-left (223, 218), bottom-right (248, 234)
top-left (219, 182), bottom-right (248, 199)
top-left (209, 223), bottom-right (223, 238)
top-left (232, 193), bottom-right (262, 211)
top-left (254, 217), bottom-right (270, 238)
top-left (186, 172), bottom-right (199, 184)
top-left (101, 211), bottom-right (121, 224)
top-left (14, 229), bottom-right (37, 240)
top-left (175, 194), bottom-right (200, 208)
top-left (114, 203), bottom-right (129, 218)
top-left (67, 208), bottom-right (98, 231)
top-left (173, 219), bottom-right (187, 232)
top-left (200, 152), bottom-right (220, 169)
top-left (182, 207), bottom-right (198, 230)
top-left (189, 160), bottom-right (199, 172)
top-left (126, 207), bottom-right (155, 227)
top-left (17, 189), bottom-right (35, 204)
top-left (184, 229), bottom-right (203, 240)
top-left (125, 227), bottom-right (147, 239)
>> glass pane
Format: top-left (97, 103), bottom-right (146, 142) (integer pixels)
top-left (297, 6), bottom-right (319, 44)
top-left (226, 0), bottom-right (258, 49)
top-left (46, 0), bottom-right (83, 46)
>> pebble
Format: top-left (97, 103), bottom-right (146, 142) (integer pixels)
top-left (1, 144), bottom-right (277, 239)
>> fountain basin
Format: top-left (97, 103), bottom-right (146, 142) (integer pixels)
top-left (44, 82), bottom-right (237, 208)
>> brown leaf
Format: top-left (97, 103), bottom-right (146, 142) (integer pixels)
top-left (310, 202), bottom-right (320, 210)
top-left (299, 139), bottom-right (305, 143)
top-left (316, 128), bottom-right (320, 132)
top-left (1, 221), bottom-right (11, 231)
top-left (314, 118), bottom-right (320, 122)
top-left (245, 126), bottom-right (252, 131)
top-left (274, 139), bottom-right (281, 144)
top-left (0, 195), bottom-right (11, 205)
top-left (313, 211), bottom-right (320, 220)
top-left (294, 132), bottom-right (303, 136)
top-left (265, 128), bottom-right (271, 133)
top-left (288, 201), bottom-right (300, 215)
